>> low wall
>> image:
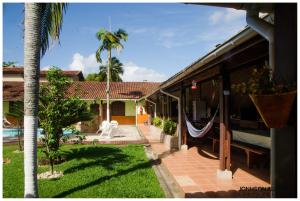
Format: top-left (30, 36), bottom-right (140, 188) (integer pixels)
top-left (111, 116), bottom-right (135, 125)
top-left (137, 114), bottom-right (149, 124)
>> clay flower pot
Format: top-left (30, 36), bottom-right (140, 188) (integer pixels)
top-left (249, 91), bottom-right (296, 128)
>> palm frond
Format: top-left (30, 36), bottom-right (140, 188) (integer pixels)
top-left (115, 29), bottom-right (128, 41)
top-left (40, 3), bottom-right (68, 57)
top-left (96, 45), bottom-right (104, 63)
top-left (96, 28), bottom-right (107, 40)
top-left (111, 43), bottom-right (124, 52)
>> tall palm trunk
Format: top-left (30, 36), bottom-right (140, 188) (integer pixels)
top-left (24, 3), bottom-right (41, 198)
top-left (106, 49), bottom-right (111, 122)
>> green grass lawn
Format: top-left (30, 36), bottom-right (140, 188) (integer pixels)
top-left (3, 144), bottom-right (165, 198)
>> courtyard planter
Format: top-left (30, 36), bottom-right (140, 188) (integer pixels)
top-left (249, 91), bottom-right (296, 128)
top-left (160, 132), bottom-right (179, 150)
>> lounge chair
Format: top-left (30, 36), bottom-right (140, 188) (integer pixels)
top-left (3, 116), bottom-right (12, 128)
top-left (100, 123), bottom-right (113, 139)
top-left (96, 120), bottom-right (109, 134)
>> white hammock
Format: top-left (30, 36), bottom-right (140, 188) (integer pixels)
top-left (185, 105), bottom-right (219, 138)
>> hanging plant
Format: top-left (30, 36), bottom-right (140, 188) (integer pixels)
top-left (231, 62), bottom-right (296, 128)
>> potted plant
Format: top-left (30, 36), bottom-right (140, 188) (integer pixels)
top-left (232, 63), bottom-right (296, 128)
top-left (162, 119), bottom-right (178, 150)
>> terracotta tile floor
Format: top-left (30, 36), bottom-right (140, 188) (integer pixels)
top-left (139, 124), bottom-right (271, 198)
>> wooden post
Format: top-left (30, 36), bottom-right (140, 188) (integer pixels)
top-left (99, 100), bottom-right (103, 124)
top-left (217, 66), bottom-right (232, 179)
top-left (181, 83), bottom-right (187, 146)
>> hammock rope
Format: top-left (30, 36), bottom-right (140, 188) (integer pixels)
top-left (185, 105), bottom-right (219, 138)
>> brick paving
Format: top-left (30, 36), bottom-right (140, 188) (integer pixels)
top-left (138, 124), bottom-right (271, 198)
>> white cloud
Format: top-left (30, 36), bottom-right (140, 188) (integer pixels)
top-left (130, 28), bottom-right (148, 34)
top-left (209, 8), bottom-right (245, 25)
top-left (121, 62), bottom-right (167, 82)
top-left (69, 53), bottom-right (100, 75)
top-left (41, 65), bottom-right (51, 70)
top-left (209, 11), bottom-right (223, 25)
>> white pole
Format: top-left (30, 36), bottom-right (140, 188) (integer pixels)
top-left (145, 98), bottom-right (157, 118)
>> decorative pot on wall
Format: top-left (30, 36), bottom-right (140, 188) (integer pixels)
top-left (249, 91), bottom-right (296, 128)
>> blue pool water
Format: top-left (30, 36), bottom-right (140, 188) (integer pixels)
top-left (2, 128), bottom-right (73, 138)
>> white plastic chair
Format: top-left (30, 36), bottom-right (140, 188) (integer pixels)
top-left (110, 120), bottom-right (118, 128)
top-left (96, 120), bottom-right (108, 134)
top-left (99, 122), bottom-right (113, 139)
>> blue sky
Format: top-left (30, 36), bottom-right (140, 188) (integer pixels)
top-left (3, 3), bottom-right (247, 81)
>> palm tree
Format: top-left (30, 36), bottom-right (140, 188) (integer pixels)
top-left (23, 3), bottom-right (67, 198)
top-left (95, 28), bottom-right (128, 122)
top-left (98, 57), bottom-right (124, 82)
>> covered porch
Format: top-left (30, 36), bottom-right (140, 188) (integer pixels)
top-left (139, 124), bottom-right (270, 197)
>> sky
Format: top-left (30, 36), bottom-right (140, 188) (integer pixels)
top-left (3, 3), bottom-right (247, 82)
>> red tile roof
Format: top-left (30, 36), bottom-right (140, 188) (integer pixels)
top-left (3, 67), bottom-right (84, 80)
top-left (66, 81), bottom-right (160, 99)
top-left (3, 81), bottom-right (160, 101)
top-left (3, 82), bottom-right (24, 101)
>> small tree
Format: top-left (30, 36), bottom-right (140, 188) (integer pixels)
top-left (3, 61), bottom-right (17, 67)
top-left (5, 101), bottom-right (24, 151)
top-left (39, 67), bottom-right (93, 174)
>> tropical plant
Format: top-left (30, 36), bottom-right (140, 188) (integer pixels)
top-left (95, 28), bottom-right (128, 122)
top-left (39, 67), bottom-right (93, 175)
top-left (162, 119), bottom-right (177, 135)
top-left (152, 117), bottom-right (162, 127)
top-left (3, 61), bottom-right (17, 67)
top-left (85, 73), bottom-right (104, 81)
top-left (98, 57), bottom-right (124, 81)
top-left (5, 101), bottom-right (24, 151)
top-left (23, 3), bottom-right (67, 197)
top-left (231, 62), bottom-right (296, 95)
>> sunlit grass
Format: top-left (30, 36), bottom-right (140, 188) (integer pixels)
top-left (3, 144), bottom-right (165, 198)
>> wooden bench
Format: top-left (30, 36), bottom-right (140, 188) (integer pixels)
top-left (208, 136), bottom-right (269, 169)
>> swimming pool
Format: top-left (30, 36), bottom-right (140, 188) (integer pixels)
top-left (2, 128), bottom-right (73, 138)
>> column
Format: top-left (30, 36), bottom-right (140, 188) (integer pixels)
top-left (217, 67), bottom-right (232, 179)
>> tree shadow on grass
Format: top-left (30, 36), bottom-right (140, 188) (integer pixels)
top-left (53, 160), bottom-right (152, 198)
top-left (61, 146), bottom-right (130, 173)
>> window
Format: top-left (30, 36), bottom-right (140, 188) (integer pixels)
top-left (111, 101), bottom-right (125, 116)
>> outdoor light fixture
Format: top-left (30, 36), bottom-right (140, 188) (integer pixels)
top-left (191, 80), bottom-right (197, 90)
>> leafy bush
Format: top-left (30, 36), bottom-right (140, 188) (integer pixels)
top-left (152, 117), bottom-right (162, 127)
top-left (162, 119), bottom-right (177, 135)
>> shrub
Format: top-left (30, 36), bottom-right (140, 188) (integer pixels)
top-left (162, 119), bottom-right (177, 135)
top-left (152, 117), bottom-right (162, 127)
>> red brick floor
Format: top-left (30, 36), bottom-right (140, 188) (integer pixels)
top-left (139, 124), bottom-right (271, 198)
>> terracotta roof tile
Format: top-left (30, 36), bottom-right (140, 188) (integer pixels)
top-left (3, 82), bottom-right (24, 101)
top-left (66, 81), bottom-right (160, 99)
top-left (3, 81), bottom-right (160, 101)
